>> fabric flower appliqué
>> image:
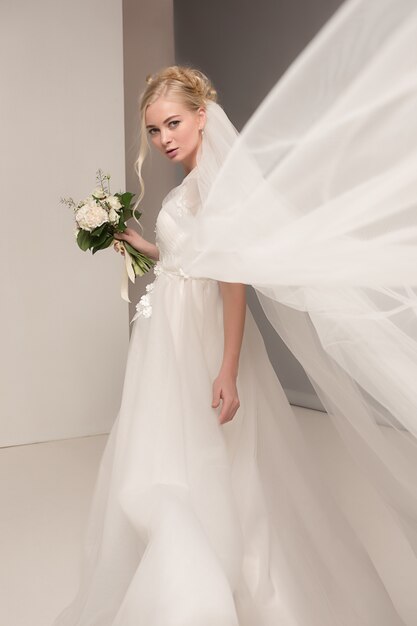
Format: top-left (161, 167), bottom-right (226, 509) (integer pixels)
top-left (153, 263), bottom-right (162, 277)
top-left (130, 281), bottom-right (155, 324)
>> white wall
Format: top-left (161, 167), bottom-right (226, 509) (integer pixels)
top-left (0, 0), bottom-right (128, 445)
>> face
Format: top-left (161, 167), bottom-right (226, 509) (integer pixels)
top-left (145, 96), bottom-right (206, 173)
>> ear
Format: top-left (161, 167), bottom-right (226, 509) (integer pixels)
top-left (198, 106), bottom-right (207, 131)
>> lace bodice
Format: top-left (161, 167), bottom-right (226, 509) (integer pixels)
top-left (131, 167), bottom-right (205, 323)
top-left (154, 166), bottom-right (200, 272)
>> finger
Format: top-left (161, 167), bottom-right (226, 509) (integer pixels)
top-left (219, 412), bottom-right (231, 424)
top-left (218, 400), bottom-right (233, 424)
top-left (219, 398), bottom-right (240, 424)
top-left (212, 387), bottom-right (221, 408)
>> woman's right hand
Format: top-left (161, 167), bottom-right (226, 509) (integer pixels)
top-left (113, 228), bottom-right (144, 255)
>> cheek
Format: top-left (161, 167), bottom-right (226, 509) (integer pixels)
top-left (179, 125), bottom-right (198, 147)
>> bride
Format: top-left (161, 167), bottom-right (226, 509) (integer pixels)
top-left (53, 1), bottom-right (417, 624)
top-left (115, 76), bottom-right (245, 427)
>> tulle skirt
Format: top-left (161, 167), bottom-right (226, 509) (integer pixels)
top-left (52, 270), bottom-right (411, 626)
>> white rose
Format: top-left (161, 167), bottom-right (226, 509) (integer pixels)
top-left (106, 195), bottom-right (122, 210)
top-left (93, 188), bottom-right (106, 199)
top-left (108, 208), bottom-right (119, 225)
top-left (84, 195), bottom-right (95, 204)
top-left (75, 203), bottom-right (109, 231)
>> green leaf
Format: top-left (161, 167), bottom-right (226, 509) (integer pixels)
top-left (123, 242), bottom-right (139, 256)
top-left (119, 192), bottom-right (135, 208)
top-left (119, 212), bottom-right (128, 224)
top-left (91, 222), bottom-right (108, 238)
top-left (101, 235), bottom-right (115, 250)
top-left (91, 227), bottom-right (112, 248)
top-left (121, 243), bottom-right (156, 274)
top-left (92, 235), bottom-right (114, 255)
top-left (77, 229), bottom-right (92, 251)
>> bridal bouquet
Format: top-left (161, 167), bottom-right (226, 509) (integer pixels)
top-left (61, 169), bottom-right (155, 301)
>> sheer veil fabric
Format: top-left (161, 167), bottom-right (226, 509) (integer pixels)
top-left (179, 0), bottom-right (417, 622)
top-left (51, 1), bottom-right (417, 624)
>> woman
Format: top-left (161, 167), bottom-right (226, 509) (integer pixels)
top-left (53, 66), bottom-right (307, 626)
top-left (114, 78), bottom-right (245, 427)
top-left (53, 1), bottom-right (417, 623)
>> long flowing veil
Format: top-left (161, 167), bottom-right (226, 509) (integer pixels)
top-left (180, 0), bottom-right (417, 622)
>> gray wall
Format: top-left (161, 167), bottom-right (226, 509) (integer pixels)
top-left (122, 0), bottom-right (177, 324)
top-left (174, 0), bottom-right (344, 409)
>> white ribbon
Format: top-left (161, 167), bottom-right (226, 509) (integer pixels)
top-left (115, 241), bottom-right (136, 303)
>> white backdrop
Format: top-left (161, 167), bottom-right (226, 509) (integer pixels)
top-left (0, 0), bottom-right (129, 446)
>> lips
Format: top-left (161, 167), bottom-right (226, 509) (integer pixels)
top-left (166, 147), bottom-right (179, 159)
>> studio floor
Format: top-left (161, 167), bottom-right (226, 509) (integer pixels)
top-left (0, 405), bottom-right (404, 626)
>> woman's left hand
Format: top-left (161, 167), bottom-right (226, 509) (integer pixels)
top-left (212, 370), bottom-right (240, 425)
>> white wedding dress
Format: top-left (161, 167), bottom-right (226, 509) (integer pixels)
top-left (52, 168), bottom-right (312, 626)
top-left (53, 1), bottom-right (417, 623)
top-left (52, 162), bottom-right (417, 626)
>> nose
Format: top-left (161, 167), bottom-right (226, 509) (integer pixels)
top-left (160, 128), bottom-right (172, 147)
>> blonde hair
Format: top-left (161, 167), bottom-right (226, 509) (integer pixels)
top-left (131, 65), bottom-right (218, 230)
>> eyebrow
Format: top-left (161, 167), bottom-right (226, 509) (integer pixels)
top-left (146, 115), bottom-right (180, 129)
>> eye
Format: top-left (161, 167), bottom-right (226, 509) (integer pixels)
top-left (148, 120), bottom-right (179, 136)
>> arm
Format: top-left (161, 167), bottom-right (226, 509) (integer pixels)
top-left (138, 238), bottom-right (160, 262)
top-left (113, 227), bottom-right (160, 261)
top-left (212, 281), bottom-right (247, 424)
